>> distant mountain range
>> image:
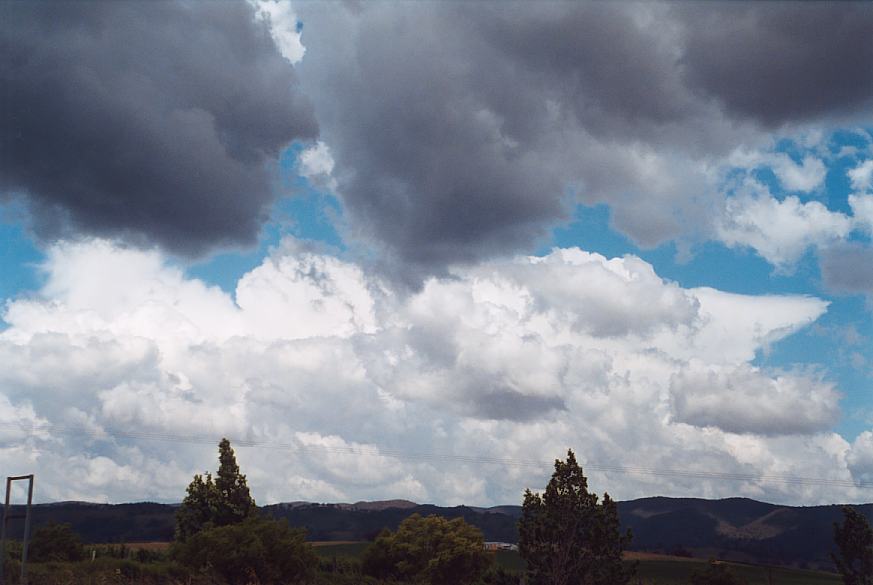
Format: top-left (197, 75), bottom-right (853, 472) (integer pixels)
top-left (3, 497), bottom-right (862, 570)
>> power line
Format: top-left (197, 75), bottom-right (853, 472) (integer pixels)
top-left (0, 421), bottom-right (866, 489)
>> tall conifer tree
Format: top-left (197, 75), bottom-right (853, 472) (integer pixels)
top-left (214, 437), bottom-right (256, 525)
top-left (518, 450), bottom-right (634, 585)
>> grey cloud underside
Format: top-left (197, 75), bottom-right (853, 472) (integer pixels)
top-left (819, 244), bottom-right (873, 295)
top-left (470, 387), bottom-right (565, 422)
top-left (678, 2), bottom-right (873, 127)
top-left (4, 2), bottom-right (873, 266)
top-left (0, 1), bottom-right (317, 256)
top-left (669, 365), bottom-right (839, 436)
top-left (298, 2), bottom-right (873, 273)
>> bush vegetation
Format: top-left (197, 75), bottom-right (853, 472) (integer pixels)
top-left (360, 513), bottom-right (492, 584)
top-left (171, 516), bottom-right (316, 585)
top-left (28, 522), bottom-right (84, 563)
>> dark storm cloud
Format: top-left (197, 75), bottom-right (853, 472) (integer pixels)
top-left (6, 2), bottom-right (871, 268)
top-left (297, 3), bottom-right (699, 273)
top-left (678, 2), bottom-right (873, 127)
top-left (297, 2), bottom-right (873, 275)
top-left (0, 1), bottom-right (317, 255)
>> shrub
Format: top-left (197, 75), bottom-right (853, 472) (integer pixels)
top-left (172, 516), bottom-right (317, 585)
top-left (361, 513), bottom-right (492, 585)
top-left (28, 523), bottom-right (84, 563)
top-left (481, 566), bottom-right (522, 585)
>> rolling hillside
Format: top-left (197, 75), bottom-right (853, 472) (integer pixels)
top-left (2, 497), bottom-right (863, 570)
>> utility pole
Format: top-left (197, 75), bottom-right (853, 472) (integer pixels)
top-left (0, 475), bottom-right (34, 585)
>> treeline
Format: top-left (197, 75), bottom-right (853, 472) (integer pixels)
top-left (0, 501), bottom-right (522, 544)
top-left (2, 497), bottom-right (863, 567)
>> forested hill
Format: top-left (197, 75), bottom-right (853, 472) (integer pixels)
top-left (3, 497), bottom-right (866, 570)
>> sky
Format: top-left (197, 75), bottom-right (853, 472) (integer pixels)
top-left (1, 0), bottom-right (873, 507)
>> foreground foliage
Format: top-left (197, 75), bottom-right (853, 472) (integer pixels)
top-left (28, 523), bottom-right (84, 563)
top-left (833, 506), bottom-right (873, 585)
top-left (2, 550), bottom-right (844, 585)
top-left (172, 516), bottom-right (317, 585)
top-left (1, 557), bottom-right (193, 585)
top-left (519, 449), bottom-right (635, 585)
top-left (361, 513), bottom-right (492, 584)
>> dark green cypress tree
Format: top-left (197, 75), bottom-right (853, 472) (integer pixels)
top-left (518, 450), bottom-right (634, 585)
top-left (214, 437), bottom-right (256, 526)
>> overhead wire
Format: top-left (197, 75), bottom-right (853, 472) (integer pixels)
top-left (0, 421), bottom-right (866, 489)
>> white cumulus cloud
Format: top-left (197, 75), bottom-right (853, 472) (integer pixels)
top-left (670, 363), bottom-right (840, 435)
top-left (849, 159), bottom-right (873, 192)
top-left (770, 154), bottom-right (827, 193)
top-left (0, 239), bottom-right (856, 506)
top-left (250, 0), bottom-right (306, 64)
top-left (716, 190), bottom-right (852, 269)
top-left (850, 194), bottom-right (873, 234)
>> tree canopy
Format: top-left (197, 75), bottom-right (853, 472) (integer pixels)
top-left (175, 438), bottom-right (256, 541)
top-left (833, 506), bottom-right (873, 585)
top-left (518, 449), bottom-right (634, 585)
top-left (361, 513), bottom-right (492, 585)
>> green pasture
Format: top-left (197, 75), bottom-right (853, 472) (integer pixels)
top-left (633, 559), bottom-right (840, 585)
top-left (313, 542), bottom-right (841, 585)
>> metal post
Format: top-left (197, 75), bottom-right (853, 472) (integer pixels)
top-left (20, 477), bottom-right (33, 585)
top-left (0, 477), bottom-right (10, 585)
top-left (0, 475), bottom-right (35, 585)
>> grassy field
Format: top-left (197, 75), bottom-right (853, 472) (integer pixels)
top-left (631, 559), bottom-right (840, 585)
top-left (117, 541), bottom-right (841, 585)
top-left (312, 542), bottom-right (841, 585)
top-left (117, 542), bottom-right (172, 552)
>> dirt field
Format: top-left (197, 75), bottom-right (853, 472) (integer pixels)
top-left (118, 542), bottom-right (171, 551)
top-left (623, 551), bottom-right (698, 562)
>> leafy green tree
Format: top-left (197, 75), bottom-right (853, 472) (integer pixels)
top-left (361, 513), bottom-right (492, 584)
top-left (518, 449), bottom-right (634, 585)
top-left (176, 472), bottom-right (218, 541)
top-left (833, 506), bottom-right (873, 585)
top-left (175, 438), bottom-right (256, 541)
top-left (482, 566), bottom-right (522, 585)
top-left (689, 560), bottom-right (746, 585)
top-left (173, 517), bottom-right (316, 585)
top-left (28, 522), bottom-right (84, 562)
